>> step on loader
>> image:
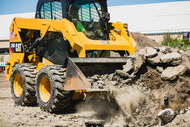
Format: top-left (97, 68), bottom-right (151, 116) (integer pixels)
top-left (5, 0), bottom-right (136, 112)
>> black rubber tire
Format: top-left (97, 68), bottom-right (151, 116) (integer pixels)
top-left (10, 63), bottom-right (37, 106)
top-left (36, 65), bottom-right (73, 113)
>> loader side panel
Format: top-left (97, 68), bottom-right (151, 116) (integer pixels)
top-left (6, 20), bottom-right (25, 80)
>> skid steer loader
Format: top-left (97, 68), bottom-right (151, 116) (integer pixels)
top-left (5, 0), bottom-right (136, 112)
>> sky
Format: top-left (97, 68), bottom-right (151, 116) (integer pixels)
top-left (0, 0), bottom-right (189, 15)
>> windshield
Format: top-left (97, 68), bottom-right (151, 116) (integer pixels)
top-left (70, 0), bottom-right (106, 40)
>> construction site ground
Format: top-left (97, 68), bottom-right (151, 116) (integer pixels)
top-left (0, 73), bottom-right (95, 127)
top-left (1, 72), bottom-right (190, 127)
top-left (0, 73), bottom-right (190, 127)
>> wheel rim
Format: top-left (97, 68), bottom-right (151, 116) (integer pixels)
top-left (39, 76), bottom-right (51, 102)
top-left (13, 73), bottom-right (23, 97)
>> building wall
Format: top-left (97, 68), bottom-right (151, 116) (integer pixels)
top-left (0, 40), bottom-right (9, 49)
top-left (109, 1), bottom-right (190, 34)
top-left (0, 40), bottom-right (9, 63)
top-left (0, 12), bottom-right (35, 40)
top-left (146, 35), bottom-right (165, 43)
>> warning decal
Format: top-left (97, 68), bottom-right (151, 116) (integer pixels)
top-left (10, 42), bottom-right (23, 53)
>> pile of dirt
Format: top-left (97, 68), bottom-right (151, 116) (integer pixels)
top-left (143, 69), bottom-right (190, 111)
top-left (131, 32), bottom-right (161, 51)
top-left (87, 46), bottom-right (190, 126)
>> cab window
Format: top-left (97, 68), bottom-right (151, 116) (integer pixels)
top-left (70, 0), bottom-right (105, 40)
top-left (40, 1), bottom-right (62, 20)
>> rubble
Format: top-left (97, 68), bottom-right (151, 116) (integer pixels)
top-left (160, 53), bottom-right (182, 65)
top-left (90, 46), bottom-right (189, 88)
top-left (85, 120), bottom-right (105, 126)
top-left (148, 52), bottom-right (164, 65)
top-left (161, 65), bottom-right (187, 80)
top-left (132, 54), bottom-right (145, 74)
top-left (157, 109), bottom-right (176, 124)
top-left (88, 46), bottom-right (190, 126)
top-left (158, 47), bottom-right (172, 54)
top-left (138, 48), bottom-right (146, 56)
top-left (145, 47), bottom-right (158, 58)
top-left (122, 58), bottom-right (134, 73)
top-left (156, 66), bottom-right (164, 73)
top-left (185, 50), bottom-right (190, 60)
top-left (116, 70), bottom-right (129, 78)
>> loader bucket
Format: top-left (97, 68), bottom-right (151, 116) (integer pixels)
top-left (64, 57), bottom-right (127, 91)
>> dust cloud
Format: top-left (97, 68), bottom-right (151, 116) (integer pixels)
top-left (76, 85), bottom-right (158, 126)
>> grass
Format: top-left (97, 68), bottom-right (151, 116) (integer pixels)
top-left (0, 56), bottom-right (4, 62)
top-left (162, 33), bottom-right (190, 51)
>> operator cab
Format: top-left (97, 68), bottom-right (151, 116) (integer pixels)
top-left (35, 0), bottom-right (110, 40)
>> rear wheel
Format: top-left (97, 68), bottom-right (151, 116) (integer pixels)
top-left (36, 65), bottom-right (73, 113)
top-left (11, 63), bottom-right (37, 106)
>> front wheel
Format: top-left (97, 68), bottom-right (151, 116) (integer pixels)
top-left (36, 65), bottom-right (73, 113)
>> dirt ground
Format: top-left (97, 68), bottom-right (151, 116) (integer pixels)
top-left (1, 72), bottom-right (190, 127)
top-left (0, 74), bottom-right (93, 127)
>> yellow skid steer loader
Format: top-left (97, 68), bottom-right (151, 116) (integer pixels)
top-left (5, 0), bottom-right (136, 112)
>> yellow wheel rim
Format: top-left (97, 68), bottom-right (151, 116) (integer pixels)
top-left (13, 73), bottom-right (23, 97)
top-left (39, 76), bottom-right (51, 102)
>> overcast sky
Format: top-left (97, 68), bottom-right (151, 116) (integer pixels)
top-left (0, 0), bottom-right (188, 15)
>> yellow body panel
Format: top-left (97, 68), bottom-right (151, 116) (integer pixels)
top-left (12, 18), bottom-right (135, 56)
top-left (36, 58), bottom-right (53, 70)
top-left (5, 17), bottom-right (136, 81)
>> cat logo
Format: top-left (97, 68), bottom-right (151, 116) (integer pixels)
top-left (10, 42), bottom-right (23, 53)
top-left (16, 43), bottom-right (22, 52)
top-left (16, 48), bottom-right (21, 52)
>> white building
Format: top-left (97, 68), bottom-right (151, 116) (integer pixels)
top-left (109, 1), bottom-right (190, 42)
top-left (0, 1), bottom-right (190, 62)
